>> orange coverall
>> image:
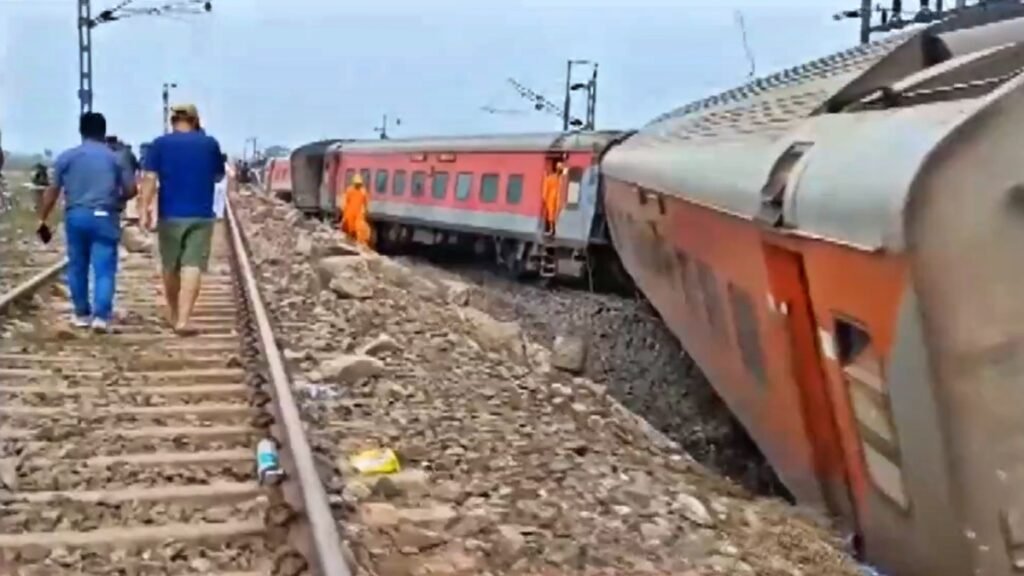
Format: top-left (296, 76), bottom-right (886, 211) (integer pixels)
top-left (542, 168), bottom-right (564, 234)
top-left (339, 182), bottom-right (371, 247)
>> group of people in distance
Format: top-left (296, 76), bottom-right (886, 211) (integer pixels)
top-left (37, 103), bottom-right (227, 336)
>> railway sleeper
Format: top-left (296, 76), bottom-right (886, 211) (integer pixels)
top-left (0, 216), bottom-right (346, 575)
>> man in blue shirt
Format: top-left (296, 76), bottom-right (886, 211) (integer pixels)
top-left (38, 112), bottom-right (135, 332)
top-left (139, 103), bottom-right (224, 336)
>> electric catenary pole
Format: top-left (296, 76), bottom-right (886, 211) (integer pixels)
top-left (162, 82), bottom-right (178, 134)
top-left (77, 0), bottom-right (94, 115)
top-left (835, 1), bottom-right (1023, 44)
top-left (76, 0), bottom-right (212, 114)
top-left (374, 114), bottom-right (401, 140)
top-left (562, 60), bottom-right (598, 131)
top-left (498, 62), bottom-right (599, 132)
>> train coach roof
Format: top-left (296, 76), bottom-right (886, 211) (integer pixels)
top-left (334, 131), bottom-right (625, 154)
top-left (291, 139), bottom-right (349, 161)
top-left (604, 7), bottom-right (1024, 251)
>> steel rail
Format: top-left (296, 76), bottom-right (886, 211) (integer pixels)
top-left (0, 259), bottom-right (68, 314)
top-left (225, 196), bottom-right (351, 576)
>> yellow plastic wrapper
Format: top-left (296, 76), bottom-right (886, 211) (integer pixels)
top-left (349, 448), bottom-right (401, 475)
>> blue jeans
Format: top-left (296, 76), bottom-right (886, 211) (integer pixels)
top-left (64, 207), bottom-right (121, 322)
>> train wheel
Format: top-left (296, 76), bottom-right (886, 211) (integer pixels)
top-left (374, 223), bottom-right (393, 253)
top-left (499, 240), bottom-right (526, 280)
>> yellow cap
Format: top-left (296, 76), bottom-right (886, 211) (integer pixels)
top-left (170, 103), bottom-right (200, 121)
top-left (352, 174), bottom-right (363, 186)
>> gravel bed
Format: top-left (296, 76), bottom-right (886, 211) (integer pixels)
top-left (398, 257), bottom-right (787, 498)
top-left (2, 536), bottom-right (275, 575)
top-left (236, 190), bottom-right (859, 576)
top-left (5, 436), bottom-right (251, 460)
top-left (0, 500), bottom-right (265, 534)
top-left (14, 462), bottom-right (254, 492)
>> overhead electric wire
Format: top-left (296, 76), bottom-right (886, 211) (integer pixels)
top-left (94, 0), bottom-right (210, 23)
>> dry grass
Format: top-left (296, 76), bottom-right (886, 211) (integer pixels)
top-left (0, 171), bottom-right (64, 290)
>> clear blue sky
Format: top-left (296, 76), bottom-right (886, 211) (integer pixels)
top-left (1, 0), bottom-right (865, 155)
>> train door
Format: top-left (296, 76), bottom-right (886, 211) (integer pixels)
top-left (552, 163), bottom-right (596, 244)
top-left (319, 154), bottom-right (336, 220)
top-left (762, 243), bottom-right (857, 530)
top-left (538, 155), bottom-right (563, 235)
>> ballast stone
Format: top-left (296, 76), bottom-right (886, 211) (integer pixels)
top-left (316, 255), bottom-right (374, 299)
top-left (320, 354), bottom-right (384, 384)
top-left (551, 334), bottom-right (587, 374)
top-left (674, 492), bottom-right (714, 527)
top-left (440, 279), bottom-right (472, 306)
top-left (315, 255), bottom-right (367, 282)
top-left (328, 276), bottom-right (373, 300)
top-left (459, 307), bottom-right (524, 361)
top-left (294, 232), bottom-right (313, 256)
top-left (357, 334), bottom-right (401, 357)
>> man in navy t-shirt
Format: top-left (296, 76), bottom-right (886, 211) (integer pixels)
top-left (139, 103), bottom-right (224, 336)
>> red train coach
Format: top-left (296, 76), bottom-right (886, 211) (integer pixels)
top-left (264, 157), bottom-right (293, 201)
top-left (325, 132), bottom-right (627, 279)
top-left (603, 7), bottom-right (1024, 576)
top-left (290, 139), bottom-right (346, 213)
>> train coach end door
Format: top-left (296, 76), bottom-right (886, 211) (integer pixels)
top-left (553, 165), bottom-right (597, 243)
top-left (319, 155), bottom-right (336, 220)
top-left (761, 243), bottom-right (858, 531)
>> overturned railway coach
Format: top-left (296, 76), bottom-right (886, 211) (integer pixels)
top-left (308, 132), bottom-right (627, 279)
top-left (603, 8), bottom-right (1024, 576)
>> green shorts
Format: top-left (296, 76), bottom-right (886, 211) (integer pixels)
top-left (158, 218), bottom-right (214, 272)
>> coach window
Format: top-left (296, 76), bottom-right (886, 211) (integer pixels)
top-left (360, 169), bottom-right (371, 189)
top-left (393, 170), bottom-right (407, 196)
top-left (728, 284), bottom-right (766, 385)
top-left (455, 172), bottom-right (473, 202)
top-left (480, 174), bottom-right (500, 203)
top-left (412, 171), bottom-right (426, 197)
top-left (344, 169), bottom-right (355, 186)
top-left (375, 170), bottom-right (389, 195)
top-left (835, 318), bottom-right (909, 511)
top-left (432, 171), bottom-right (450, 200)
top-left (565, 167), bottom-right (584, 209)
top-left (506, 174), bottom-right (524, 204)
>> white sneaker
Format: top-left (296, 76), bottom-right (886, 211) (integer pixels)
top-left (71, 315), bottom-right (91, 328)
top-left (90, 318), bottom-right (111, 333)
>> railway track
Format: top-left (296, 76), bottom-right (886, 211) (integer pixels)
top-left (0, 180), bottom-right (64, 299)
top-left (0, 242), bottom-right (66, 300)
top-left (0, 260), bottom-right (66, 315)
top-left (0, 201), bottom-right (349, 575)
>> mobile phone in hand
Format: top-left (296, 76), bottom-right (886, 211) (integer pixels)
top-left (36, 223), bottom-right (52, 244)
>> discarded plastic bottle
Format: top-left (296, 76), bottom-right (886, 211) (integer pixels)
top-left (256, 438), bottom-right (285, 485)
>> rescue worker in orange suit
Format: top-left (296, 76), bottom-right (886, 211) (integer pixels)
top-left (339, 174), bottom-right (372, 247)
top-left (542, 162), bottom-right (565, 236)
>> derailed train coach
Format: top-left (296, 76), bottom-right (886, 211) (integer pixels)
top-left (602, 6), bottom-right (1024, 576)
top-left (309, 132), bottom-right (628, 280)
top-left (289, 139), bottom-right (347, 214)
top-left (264, 156), bottom-right (293, 201)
